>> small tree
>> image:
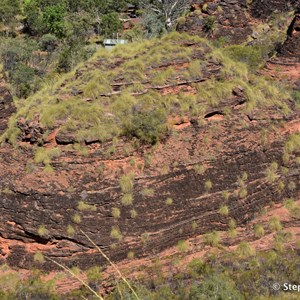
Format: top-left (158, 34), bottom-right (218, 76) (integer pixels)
top-left (43, 4), bottom-right (67, 38)
top-left (99, 12), bottom-right (122, 38)
top-left (140, 0), bottom-right (190, 30)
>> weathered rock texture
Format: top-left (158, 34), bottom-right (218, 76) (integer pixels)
top-left (178, 0), bottom-right (299, 45)
top-left (178, 0), bottom-right (253, 44)
top-left (0, 2), bottom-right (300, 274)
top-left (0, 102), bottom-right (299, 270)
top-left (250, 0), bottom-right (296, 19)
top-left (280, 13), bottom-right (300, 60)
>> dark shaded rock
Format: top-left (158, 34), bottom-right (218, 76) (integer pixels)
top-left (251, 0), bottom-right (296, 19)
top-left (55, 132), bottom-right (76, 145)
top-left (177, 0), bottom-right (253, 44)
top-left (17, 117), bottom-right (45, 144)
top-left (280, 14), bottom-right (300, 60)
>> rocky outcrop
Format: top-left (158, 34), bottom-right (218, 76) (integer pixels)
top-left (178, 0), bottom-right (253, 44)
top-left (280, 13), bottom-right (300, 60)
top-left (0, 75), bottom-right (15, 134)
top-left (0, 101), bottom-right (299, 270)
top-left (0, 10), bottom-right (299, 275)
top-left (178, 0), bottom-right (299, 45)
top-left (250, 0), bottom-right (296, 19)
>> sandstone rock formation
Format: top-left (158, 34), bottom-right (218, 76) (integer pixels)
top-left (0, 2), bottom-right (299, 278)
top-left (177, 0), bottom-right (253, 44)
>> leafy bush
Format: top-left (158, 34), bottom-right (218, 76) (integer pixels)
top-left (223, 45), bottom-right (263, 69)
top-left (254, 224), bottom-right (265, 238)
top-left (100, 12), bottom-right (122, 38)
top-left (39, 34), bottom-right (59, 52)
top-left (124, 109), bottom-right (168, 145)
top-left (112, 207), bottom-right (121, 218)
top-left (77, 201), bottom-right (96, 212)
top-left (204, 231), bottom-right (221, 247)
top-left (119, 174), bottom-right (134, 194)
top-left (189, 274), bottom-right (243, 300)
top-left (121, 193), bottom-right (133, 206)
top-left (203, 16), bottom-right (216, 34)
top-left (219, 205), bottom-right (229, 216)
top-left (268, 216), bottom-right (282, 232)
top-left (110, 226), bottom-right (122, 241)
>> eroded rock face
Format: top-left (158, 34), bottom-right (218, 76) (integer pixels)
top-left (280, 13), bottom-right (300, 60)
top-left (0, 75), bottom-right (15, 134)
top-left (250, 0), bottom-right (295, 19)
top-left (178, 0), bottom-right (252, 44)
top-left (0, 2), bottom-right (299, 273)
top-left (179, 0), bottom-right (300, 45)
top-left (0, 104), bottom-right (299, 270)
top-left (17, 117), bottom-right (45, 144)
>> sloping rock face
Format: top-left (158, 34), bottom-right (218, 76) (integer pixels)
top-left (0, 21), bottom-right (299, 273)
top-left (280, 13), bottom-right (300, 60)
top-left (0, 75), bottom-right (15, 134)
top-left (178, 0), bottom-right (299, 44)
top-left (0, 94), bottom-right (299, 270)
top-left (177, 0), bottom-right (253, 44)
top-left (250, 0), bottom-right (295, 19)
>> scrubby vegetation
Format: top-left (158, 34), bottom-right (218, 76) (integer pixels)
top-left (1, 31), bottom-right (293, 151)
top-left (1, 246), bottom-right (300, 299)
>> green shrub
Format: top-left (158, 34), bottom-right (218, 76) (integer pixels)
top-left (33, 252), bottom-right (45, 263)
top-left (141, 188), bottom-right (154, 197)
top-left (223, 45), bottom-right (263, 69)
top-left (165, 197), bottom-right (173, 205)
top-left (189, 274), bottom-right (243, 300)
top-left (130, 209), bottom-right (137, 218)
top-left (66, 224), bottom-right (75, 237)
top-left (228, 228), bottom-right (237, 238)
top-left (124, 109), bottom-right (168, 145)
top-left (266, 161), bottom-right (279, 183)
top-left (112, 207), bottom-right (121, 218)
top-left (194, 164), bottom-right (206, 175)
top-left (204, 231), bottom-right (221, 247)
top-left (86, 266), bottom-right (102, 283)
top-left (72, 213), bottom-right (81, 224)
top-left (37, 225), bottom-right (48, 237)
top-left (229, 218), bottom-right (236, 229)
top-left (203, 16), bottom-right (216, 33)
top-left (237, 242), bottom-right (255, 257)
top-left (268, 216), bottom-right (282, 232)
top-left (34, 147), bottom-right (61, 166)
top-left (121, 193), bottom-right (133, 206)
top-left (219, 205), bottom-right (229, 216)
top-left (127, 251), bottom-right (135, 259)
top-left (254, 224), bottom-right (265, 238)
top-left (191, 221), bottom-right (198, 231)
top-left (119, 174), bottom-right (134, 194)
top-left (222, 190), bottom-right (230, 201)
top-left (284, 199), bottom-right (300, 219)
top-left (285, 133), bottom-right (300, 154)
top-left (177, 240), bottom-right (189, 252)
top-left (110, 226), bottom-right (122, 241)
top-left (204, 180), bottom-right (213, 192)
top-left (188, 259), bottom-right (211, 277)
top-left (77, 201), bottom-right (96, 212)
top-left (239, 187), bottom-right (247, 198)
